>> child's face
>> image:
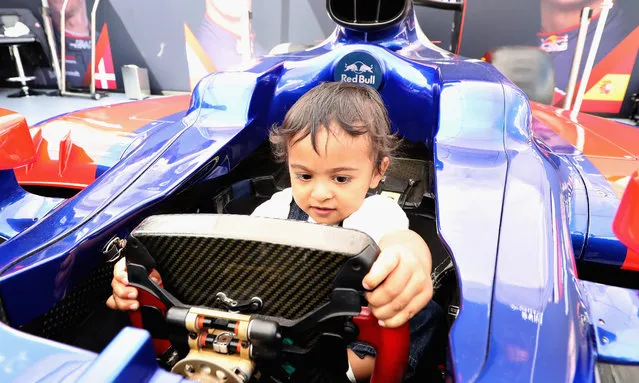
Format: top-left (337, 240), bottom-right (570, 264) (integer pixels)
top-left (288, 122), bottom-right (389, 225)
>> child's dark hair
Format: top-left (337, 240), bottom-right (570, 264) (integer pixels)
top-left (270, 82), bottom-right (397, 172)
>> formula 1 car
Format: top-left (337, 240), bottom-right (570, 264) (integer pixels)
top-left (1, 0), bottom-right (639, 382)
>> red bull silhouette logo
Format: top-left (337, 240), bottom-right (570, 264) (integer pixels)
top-left (344, 61), bottom-right (374, 74)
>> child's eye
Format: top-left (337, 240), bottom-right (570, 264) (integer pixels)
top-left (333, 176), bottom-right (351, 184)
top-left (295, 174), bottom-right (312, 181)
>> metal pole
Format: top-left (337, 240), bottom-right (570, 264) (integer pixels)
top-left (571, 0), bottom-right (614, 120)
top-left (89, 0), bottom-right (102, 95)
top-left (10, 45), bottom-right (29, 94)
top-left (563, 7), bottom-right (592, 110)
top-left (41, 0), bottom-right (62, 92)
top-left (240, 0), bottom-right (251, 66)
top-left (60, 0), bottom-right (69, 94)
top-left (451, 2), bottom-right (464, 53)
top-left (59, 0), bottom-right (101, 98)
top-left (280, 0), bottom-right (289, 48)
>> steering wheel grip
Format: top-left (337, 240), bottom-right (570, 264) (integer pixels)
top-left (128, 277), bottom-right (172, 355)
top-left (353, 307), bottom-right (410, 383)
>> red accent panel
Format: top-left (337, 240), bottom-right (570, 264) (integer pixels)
top-left (129, 288), bottom-right (172, 356)
top-left (353, 307), bottom-right (409, 383)
top-left (614, 171), bottom-right (639, 270)
top-left (14, 137), bottom-right (97, 189)
top-left (622, 249), bottom-right (639, 271)
top-left (57, 131), bottom-right (95, 179)
top-left (0, 109), bottom-right (36, 170)
top-left (531, 103), bottom-right (639, 158)
top-left (14, 95), bottom-right (190, 189)
top-left (580, 99), bottom-right (624, 114)
top-left (531, 103), bottom-right (639, 198)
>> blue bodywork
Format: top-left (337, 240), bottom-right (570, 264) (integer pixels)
top-left (0, 4), bottom-right (637, 382)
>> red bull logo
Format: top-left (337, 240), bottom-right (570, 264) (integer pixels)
top-left (334, 52), bottom-right (383, 89)
top-left (540, 34), bottom-right (568, 53)
top-left (342, 61), bottom-right (376, 84)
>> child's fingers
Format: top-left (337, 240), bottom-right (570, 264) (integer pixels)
top-left (364, 258), bottom-right (414, 308)
top-left (113, 258), bottom-right (129, 285)
top-left (368, 272), bottom-right (431, 321)
top-left (106, 294), bottom-right (137, 311)
top-left (362, 248), bottom-right (401, 291)
top-left (112, 294), bottom-right (139, 311)
top-left (106, 294), bottom-right (117, 310)
top-left (109, 276), bottom-right (139, 311)
top-left (106, 258), bottom-right (141, 311)
top-left (112, 277), bottom-right (138, 300)
top-left (113, 271), bottom-right (129, 286)
top-left (376, 289), bottom-right (431, 329)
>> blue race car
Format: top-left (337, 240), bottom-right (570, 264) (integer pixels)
top-left (0, 0), bottom-right (638, 382)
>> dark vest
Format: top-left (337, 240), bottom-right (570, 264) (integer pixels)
top-left (287, 199), bottom-right (309, 221)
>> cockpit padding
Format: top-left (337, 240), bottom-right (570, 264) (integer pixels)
top-left (371, 157), bottom-right (429, 209)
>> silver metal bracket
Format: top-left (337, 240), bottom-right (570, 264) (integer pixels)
top-left (103, 236), bottom-right (127, 263)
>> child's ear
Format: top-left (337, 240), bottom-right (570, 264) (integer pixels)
top-left (369, 157), bottom-right (390, 189)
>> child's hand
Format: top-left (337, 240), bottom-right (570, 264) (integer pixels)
top-left (105, 258), bottom-right (162, 311)
top-left (362, 230), bottom-right (433, 328)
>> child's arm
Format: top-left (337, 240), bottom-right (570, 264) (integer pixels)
top-left (361, 229), bottom-right (433, 328)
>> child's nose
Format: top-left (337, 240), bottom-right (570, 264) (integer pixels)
top-left (311, 182), bottom-right (333, 201)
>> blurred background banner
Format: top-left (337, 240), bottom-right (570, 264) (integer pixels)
top-left (1, 0), bottom-right (637, 116)
top-left (183, 0), bottom-right (256, 90)
top-left (457, 0), bottom-right (639, 116)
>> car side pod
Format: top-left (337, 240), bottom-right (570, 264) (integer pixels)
top-left (0, 108), bottom-right (36, 170)
top-left (613, 170), bottom-right (639, 269)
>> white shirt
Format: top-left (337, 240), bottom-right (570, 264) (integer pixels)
top-left (251, 188), bottom-right (409, 244)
